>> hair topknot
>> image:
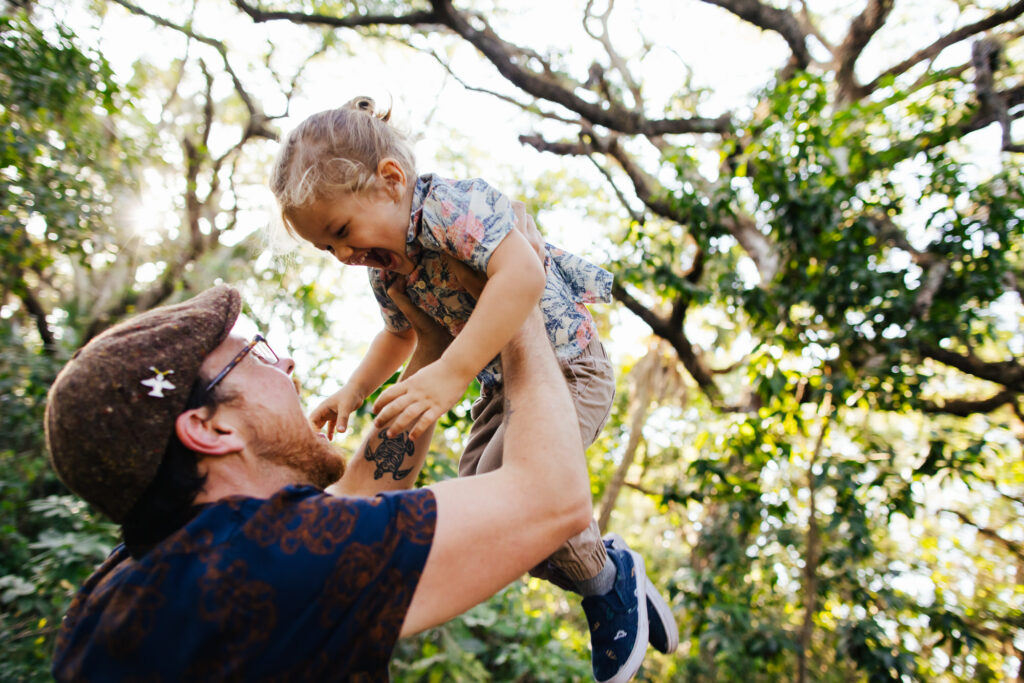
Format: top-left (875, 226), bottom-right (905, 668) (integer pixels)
top-left (343, 95), bottom-right (392, 122)
top-left (268, 96), bottom-right (415, 238)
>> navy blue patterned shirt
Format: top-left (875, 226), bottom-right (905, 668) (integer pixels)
top-left (52, 485), bottom-right (437, 681)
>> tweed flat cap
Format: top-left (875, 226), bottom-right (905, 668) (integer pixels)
top-left (44, 285), bottom-right (241, 523)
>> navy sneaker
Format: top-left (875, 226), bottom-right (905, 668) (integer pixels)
top-left (582, 544), bottom-right (649, 682)
top-left (605, 533), bottom-right (679, 654)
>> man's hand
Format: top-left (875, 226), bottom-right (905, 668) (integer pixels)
top-left (388, 276), bottom-right (452, 359)
top-left (372, 276), bottom-right (463, 440)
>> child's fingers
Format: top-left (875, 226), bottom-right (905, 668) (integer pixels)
top-left (326, 418), bottom-right (337, 441)
top-left (373, 393), bottom-right (418, 433)
top-left (373, 382), bottom-right (405, 414)
top-left (383, 404), bottom-right (429, 439)
top-left (309, 405), bottom-right (329, 429)
top-left (408, 409), bottom-right (440, 441)
top-left (373, 394), bottom-right (408, 428)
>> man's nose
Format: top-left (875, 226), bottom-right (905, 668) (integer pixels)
top-left (276, 354), bottom-right (295, 375)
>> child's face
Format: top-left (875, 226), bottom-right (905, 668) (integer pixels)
top-left (289, 184), bottom-right (414, 275)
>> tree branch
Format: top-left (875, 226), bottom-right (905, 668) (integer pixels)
top-left (922, 389), bottom-right (1018, 416)
top-left (586, 156), bottom-right (646, 225)
top-left (232, 0), bottom-right (442, 29)
top-left (612, 281), bottom-right (725, 406)
top-left (912, 261), bottom-right (949, 318)
top-left (920, 344), bottom-right (1024, 388)
top-left (835, 0), bottom-right (895, 104)
top-left (17, 274), bottom-right (56, 355)
top-left (113, 0), bottom-right (277, 140)
top-left (941, 508), bottom-right (1024, 561)
top-left (583, 0), bottom-right (643, 107)
top-left (860, 0), bottom-right (1024, 97)
top-left (522, 130), bottom-right (782, 282)
top-left (972, 38), bottom-right (1021, 152)
top-left (235, 0), bottom-right (731, 136)
top-left (418, 47), bottom-right (579, 125)
top-left (437, 0), bottom-right (731, 135)
top-left (795, 0), bottom-right (833, 54)
top-left (701, 0), bottom-right (811, 69)
top-left (959, 83), bottom-right (1024, 137)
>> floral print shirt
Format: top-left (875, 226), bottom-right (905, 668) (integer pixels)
top-left (369, 174), bottom-right (613, 390)
top-left (52, 486), bottom-right (436, 682)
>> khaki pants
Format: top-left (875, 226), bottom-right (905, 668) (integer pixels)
top-left (460, 339), bottom-right (615, 588)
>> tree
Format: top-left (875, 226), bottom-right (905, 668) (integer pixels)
top-left (0, 3), bottom-right (324, 676)
top-left (215, 0), bottom-right (1024, 679)
top-left (5, 0), bottom-right (1023, 679)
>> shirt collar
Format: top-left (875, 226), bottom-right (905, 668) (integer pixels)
top-left (405, 174), bottom-right (433, 259)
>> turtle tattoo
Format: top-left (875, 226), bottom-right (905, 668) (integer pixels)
top-left (365, 429), bottom-right (415, 480)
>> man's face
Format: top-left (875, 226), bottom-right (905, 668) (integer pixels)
top-left (201, 334), bottom-right (345, 488)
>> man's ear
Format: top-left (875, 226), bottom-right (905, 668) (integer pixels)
top-left (377, 158), bottom-right (407, 201)
top-left (175, 408), bottom-right (245, 456)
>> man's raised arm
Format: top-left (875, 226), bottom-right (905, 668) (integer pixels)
top-left (397, 305), bottom-right (592, 636)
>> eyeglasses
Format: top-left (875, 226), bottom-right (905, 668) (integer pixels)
top-left (204, 334), bottom-right (279, 393)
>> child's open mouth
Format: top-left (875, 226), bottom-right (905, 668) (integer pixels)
top-left (350, 248), bottom-right (396, 270)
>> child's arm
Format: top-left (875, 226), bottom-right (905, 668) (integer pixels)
top-left (373, 228), bottom-right (546, 438)
top-left (310, 326), bottom-right (416, 439)
top-left (328, 279), bottom-right (453, 496)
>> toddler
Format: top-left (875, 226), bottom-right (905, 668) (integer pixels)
top-left (269, 97), bottom-right (675, 682)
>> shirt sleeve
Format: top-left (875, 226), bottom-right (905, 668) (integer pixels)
top-left (418, 177), bottom-right (516, 273)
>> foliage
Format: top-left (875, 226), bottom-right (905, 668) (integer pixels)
top-left (392, 584), bottom-right (591, 681)
top-left (0, 11), bottom-right (133, 306)
top-left (0, 11), bottom-right (125, 678)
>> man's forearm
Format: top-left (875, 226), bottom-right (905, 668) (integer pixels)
top-left (500, 309), bottom-right (588, 502)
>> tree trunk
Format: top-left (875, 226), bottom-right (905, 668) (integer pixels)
top-left (597, 351), bottom-right (656, 532)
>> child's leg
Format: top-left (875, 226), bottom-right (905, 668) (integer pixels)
top-left (459, 386), bottom-right (505, 478)
top-left (535, 339), bottom-right (616, 590)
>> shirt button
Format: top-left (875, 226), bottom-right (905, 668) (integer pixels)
top-left (416, 281), bottom-right (426, 289)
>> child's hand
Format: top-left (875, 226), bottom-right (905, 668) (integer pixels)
top-left (310, 384), bottom-right (366, 440)
top-left (372, 359), bottom-right (468, 439)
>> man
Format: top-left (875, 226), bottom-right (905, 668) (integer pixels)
top-left (45, 267), bottom-right (600, 679)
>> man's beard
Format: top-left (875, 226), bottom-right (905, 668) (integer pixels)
top-left (245, 411), bottom-right (346, 489)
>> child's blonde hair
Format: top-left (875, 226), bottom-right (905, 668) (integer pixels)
top-left (270, 97), bottom-right (416, 235)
